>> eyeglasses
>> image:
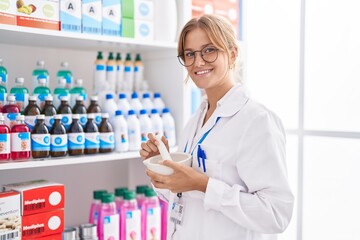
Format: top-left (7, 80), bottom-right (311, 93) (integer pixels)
top-left (177, 46), bottom-right (219, 67)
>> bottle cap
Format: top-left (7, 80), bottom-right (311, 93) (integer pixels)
top-left (75, 78), bottom-right (83, 85)
top-left (131, 92), bottom-right (138, 99)
top-left (16, 115), bottom-right (24, 121)
top-left (57, 77), bottom-right (66, 85)
top-left (106, 94), bottom-right (113, 99)
top-left (38, 78), bottom-right (46, 85)
top-left (54, 114), bottom-right (62, 120)
top-left (72, 114), bottom-right (80, 119)
top-left (151, 109), bottom-right (158, 114)
top-left (162, 108), bottom-right (170, 114)
top-left (115, 187), bottom-right (128, 197)
top-left (128, 110), bottom-right (135, 115)
top-left (76, 96), bottom-right (84, 101)
top-left (142, 93), bottom-right (150, 98)
top-left (93, 190), bottom-right (107, 200)
top-left (124, 190), bottom-right (136, 200)
top-left (135, 53), bottom-right (142, 61)
top-left (97, 51), bottom-right (103, 60)
top-left (136, 185), bottom-right (148, 194)
top-left (116, 53), bottom-right (122, 61)
top-left (0, 115), bottom-right (4, 121)
top-left (29, 95), bottom-right (37, 101)
top-left (60, 96), bottom-right (69, 101)
top-left (45, 95), bottom-right (53, 101)
top-left (115, 110), bottom-right (122, 116)
top-left (101, 113), bottom-right (109, 118)
top-left (15, 77), bottom-right (24, 84)
top-left (37, 60), bottom-right (45, 67)
top-left (90, 96), bottom-right (98, 101)
top-left (61, 61), bottom-right (69, 68)
top-left (145, 188), bottom-right (157, 197)
top-left (7, 95), bottom-right (15, 101)
top-left (139, 109), bottom-right (147, 115)
top-left (108, 52), bottom-right (114, 60)
top-left (119, 93), bottom-right (126, 99)
top-left (36, 114), bottom-right (45, 120)
top-left (154, 93), bottom-right (161, 98)
top-left (87, 113), bottom-right (95, 119)
top-left (101, 193), bottom-right (115, 203)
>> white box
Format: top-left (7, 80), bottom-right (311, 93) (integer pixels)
top-left (102, 0), bottom-right (121, 36)
top-left (0, 191), bottom-right (21, 240)
top-left (134, 0), bottom-right (154, 20)
top-left (60, 0), bottom-right (82, 32)
top-left (0, 0), bottom-right (17, 25)
top-left (82, 0), bottom-right (102, 34)
top-left (135, 19), bottom-right (154, 40)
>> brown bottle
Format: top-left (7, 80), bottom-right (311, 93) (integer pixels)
top-left (24, 95), bottom-right (41, 131)
top-left (31, 114), bottom-right (50, 159)
top-left (99, 113), bottom-right (114, 153)
top-left (67, 114), bottom-right (84, 156)
top-left (87, 96), bottom-right (102, 126)
top-left (72, 96), bottom-right (87, 128)
top-left (84, 113), bottom-right (100, 154)
top-left (50, 114), bottom-right (68, 157)
top-left (41, 95), bottom-right (57, 132)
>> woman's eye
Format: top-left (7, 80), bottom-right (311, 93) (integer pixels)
top-left (203, 47), bottom-right (216, 54)
top-left (184, 52), bottom-right (194, 58)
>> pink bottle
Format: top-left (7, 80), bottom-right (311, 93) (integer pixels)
top-left (115, 187), bottom-right (128, 214)
top-left (98, 193), bottom-right (119, 240)
top-left (142, 188), bottom-right (161, 240)
top-left (159, 198), bottom-right (168, 240)
top-left (136, 185), bottom-right (148, 209)
top-left (0, 115), bottom-right (11, 160)
top-left (10, 115), bottom-right (30, 161)
top-left (2, 95), bottom-right (20, 129)
top-left (89, 189), bottom-right (107, 224)
top-left (121, 190), bottom-right (141, 240)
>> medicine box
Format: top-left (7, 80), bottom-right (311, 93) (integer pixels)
top-left (122, 17), bottom-right (134, 38)
top-left (24, 233), bottom-right (62, 240)
top-left (0, 191), bottom-right (21, 240)
top-left (135, 19), bottom-right (153, 40)
top-left (0, 0), bottom-right (17, 25)
top-left (82, 0), bottom-right (102, 35)
top-left (134, 0), bottom-right (153, 20)
top-left (21, 209), bottom-right (64, 239)
top-left (2, 180), bottom-right (65, 216)
top-left (102, 0), bottom-right (121, 36)
top-left (60, 0), bottom-right (82, 33)
top-left (122, 0), bottom-right (134, 18)
top-left (16, 0), bottom-right (60, 30)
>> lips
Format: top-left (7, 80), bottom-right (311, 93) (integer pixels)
top-left (195, 69), bottom-right (213, 75)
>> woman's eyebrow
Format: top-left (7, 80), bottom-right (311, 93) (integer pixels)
top-left (184, 43), bottom-right (213, 51)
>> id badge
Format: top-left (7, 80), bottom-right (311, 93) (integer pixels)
top-left (170, 198), bottom-right (185, 226)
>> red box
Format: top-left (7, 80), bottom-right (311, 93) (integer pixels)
top-left (3, 180), bottom-right (65, 216)
top-left (22, 209), bottom-right (64, 239)
top-left (23, 233), bottom-right (63, 240)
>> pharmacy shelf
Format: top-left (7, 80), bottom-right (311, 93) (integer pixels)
top-left (0, 24), bottom-right (178, 52)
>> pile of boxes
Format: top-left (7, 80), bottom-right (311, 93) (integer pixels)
top-left (1, 180), bottom-right (65, 240)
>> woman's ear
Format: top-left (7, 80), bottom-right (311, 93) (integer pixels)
top-left (230, 47), bottom-right (238, 65)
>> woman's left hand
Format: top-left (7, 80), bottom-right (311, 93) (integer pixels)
top-left (146, 160), bottom-right (209, 193)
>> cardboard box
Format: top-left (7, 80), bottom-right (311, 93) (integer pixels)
top-left (0, 191), bottom-right (21, 240)
top-left (60, 0), bottom-right (82, 32)
top-left (3, 180), bottom-right (65, 216)
top-left (102, 0), bottom-right (121, 36)
top-left (134, 0), bottom-right (153, 20)
top-left (22, 209), bottom-right (64, 239)
top-left (0, 0), bottom-right (17, 25)
top-left (135, 19), bottom-right (153, 40)
top-left (24, 233), bottom-right (62, 240)
top-left (122, 17), bottom-right (134, 38)
top-left (122, 0), bottom-right (134, 18)
top-left (16, 0), bottom-right (60, 30)
top-left (82, 0), bottom-right (102, 34)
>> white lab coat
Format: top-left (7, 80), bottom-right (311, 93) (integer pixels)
top-left (155, 84), bottom-right (294, 240)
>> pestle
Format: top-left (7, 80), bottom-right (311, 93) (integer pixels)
top-left (155, 134), bottom-right (173, 161)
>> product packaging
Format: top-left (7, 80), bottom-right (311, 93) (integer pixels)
top-left (0, 0), bottom-right (17, 25)
top-left (0, 191), bottom-right (21, 240)
top-left (60, 0), bottom-right (82, 32)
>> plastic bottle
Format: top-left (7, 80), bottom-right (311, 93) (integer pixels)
top-left (134, 54), bottom-right (144, 92)
top-left (57, 61), bottom-right (73, 89)
top-left (142, 188), bottom-right (161, 240)
top-left (84, 113), bottom-right (100, 155)
top-left (89, 189), bottom-right (108, 225)
top-left (106, 52), bottom-right (117, 91)
top-left (115, 187), bottom-right (128, 215)
top-left (72, 96), bottom-right (88, 128)
top-left (136, 185), bottom-right (148, 210)
top-left (50, 114), bottom-right (68, 157)
top-left (31, 114), bottom-right (50, 159)
top-left (120, 190), bottom-right (141, 240)
top-left (87, 96), bottom-right (102, 126)
top-left (10, 77), bottom-right (29, 113)
top-left (99, 113), bottom-right (115, 153)
top-left (129, 92), bottom-right (143, 116)
top-left (24, 95), bottom-right (41, 131)
top-left (67, 114), bottom-right (85, 156)
top-left (123, 53), bottom-right (134, 92)
top-left (10, 115), bottom-right (31, 161)
top-left (57, 96), bottom-right (72, 130)
top-left (53, 77), bottom-right (70, 109)
top-left (139, 109), bottom-right (152, 143)
top-left (94, 51), bottom-right (106, 94)
top-left (41, 95), bottom-right (57, 132)
top-left (141, 93), bottom-right (154, 116)
top-left (32, 60), bottom-right (50, 88)
top-left (153, 93), bottom-right (165, 115)
top-left (0, 59), bottom-right (8, 87)
top-left (0, 115), bottom-right (10, 161)
top-left (114, 110), bottom-right (129, 152)
top-left (127, 110), bottom-right (141, 151)
top-left (103, 94), bottom-right (118, 125)
top-left (116, 52), bottom-right (124, 93)
top-left (117, 93), bottom-right (130, 118)
top-left (2, 95), bottom-right (20, 129)
top-left (159, 198), bottom-right (168, 240)
top-left (150, 109), bottom-right (163, 136)
top-left (0, 59), bottom-right (8, 110)
top-left (33, 77), bottom-right (51, 110)
top-left (70, 78), bottom-right (87, 107)
top-left (98, 193), bottom-right (119, 240)
top-left (162, 108), bottom-right (176, 147)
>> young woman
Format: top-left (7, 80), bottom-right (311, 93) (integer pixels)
top-left (140, 14), bottom-right (294, 240)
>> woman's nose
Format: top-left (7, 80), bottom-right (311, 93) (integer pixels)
top-left (194, 52), bottom-right (205, 67)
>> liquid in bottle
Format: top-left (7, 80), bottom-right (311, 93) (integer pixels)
top-left (99, 113), bottom-right (115, 153)
top-left (0, 115), bottom-right (10, 161)
top-left (41, 95), bottom-right (57, 132)
top-left (72, 96), bottom-right (87, 128)
top-left (84, 113), bottom-right (100, 155)
top-left (50, 114), bottom-right (68, 157)
top-left (24, 95), bottom-right (41, 131)
top-left (57, 96), bottom-right (73, 130)
top-left (87, 95), bottom-right (102, 126)
top-left (2, 94), bottom-right (20, 129)
top-left (31, 114), bottom-right (50, 159)
top-left (67, 114), bottom-right (85, 155)
top-left (11, 115), bottom-right (30, 161)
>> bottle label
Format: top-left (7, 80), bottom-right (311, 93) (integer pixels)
top-left (50, 134), bottom-right (68, 152)
top-left (25, 115), bottom-right (37, 131)
top-left (61, 114), bottom-right (73, 130)
top-left (45, 116), bottom-right (55, 130)
top-left (68, 132), bottom-right (85, 150)
top-left (115, 129), bottom-right (129, 152)
top-left (0, 93), bottom-right (6, 108)
top-left (94, 113), bottom-right (102, 126)
top-left (103, 214), bottom-right (119, 240)
top-left (146, 206), bottom-right (161, 240)
top-left (31, 134), bottom-right (51, 151)
top-left (85, 132), bottom-right (100, 149)
top-left (125, 209), bottom-right (141, 240)
top-left (79, 114), bottom-right (88, 127)
top-left (11, 132), bottom-right (30, 152)
top-left (106, 65), bottom-right (115, 72)
top-left (5, 113), bottom-right (20, 129)
top-left (100, 132), bottom-right (115, 149)
top-left (0, 133), bottom-right (10, 154)
top-left (96, 64), bottom-right (105, 71)
top-left (14, 93), bottom-right (29, 112)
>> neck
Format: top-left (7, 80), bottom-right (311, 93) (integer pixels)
top-left (204, 81), bottom-right (235, 110)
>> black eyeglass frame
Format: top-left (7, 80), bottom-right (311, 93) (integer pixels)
top-left (177, 46), bottom-right (220, 67)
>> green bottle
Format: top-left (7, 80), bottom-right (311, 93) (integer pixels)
top-left (0, 59), bottom-right (8, 109)
top-left (57, 61), bottom-right (73, 89)
top-left (53, 77), bottom-right (70, 109)
top-left (10, 77), bottom-right (29, 114)
top-left (33, 78), bottom-right (51, 110)
top-left (32, 60), bottom-right (50, 88)
top-left (70, 78), bottom-right (87, 108)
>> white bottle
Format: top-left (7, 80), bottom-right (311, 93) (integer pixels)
top-left (162, 108), bottom-right (176, 147)
top-left (153, 93), bottom-right (165, 115)
top-left (94, 51), bottom-right (106, 94)
top-left (114, 110), bottom-right (129, 152)
top-left (127, 110), bottom-right (141, 151)
top-left (150, 109), bottom-right (163, 136)
top-left (129, 92), bottom-right (143, 116)
top-left (139, 109), bottom-right (152, 143)
top-left (103, 94), bottom-right (118, 126)
top-left (117, 93), bottom-right (131, 118)
top-left (116, 53), bottom-right (124, 93)
top-left (141, 93), bottom-right (154, 116)
top-left (106, 52), bottom-right (117, 91)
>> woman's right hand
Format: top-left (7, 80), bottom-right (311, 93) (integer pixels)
top-left (139, 133), bottom-right (169, 160)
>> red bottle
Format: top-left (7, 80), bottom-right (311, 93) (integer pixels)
top-left (11, 115), bottom-right (31, 160)
top-left (2, 95), bottom-right (20, 129)
top-left (0, 115), bottom-right (11, 160)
